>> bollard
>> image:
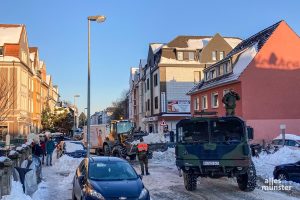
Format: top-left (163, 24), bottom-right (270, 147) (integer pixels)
top-left (0, 157), bottom-right (13, 198)
top-left (8, 150), bottom-right (20, 168)
top-left (16, 147), bottom-right (26, 166)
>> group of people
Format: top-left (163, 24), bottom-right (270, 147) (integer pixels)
top-left (31, 136), bottom-right (56, 166)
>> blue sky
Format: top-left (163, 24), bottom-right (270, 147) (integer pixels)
top-left (1, 0), bottom-right (300, 114)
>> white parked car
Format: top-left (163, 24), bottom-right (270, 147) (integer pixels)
top-left (272, 134), bottom-right (300, 149)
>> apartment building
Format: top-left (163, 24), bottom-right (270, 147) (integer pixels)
top-left (129, 35), bottom-right (241, 133)
top-left (188, 21), bottom-right (300, 142)
top-left (0, 24), bottom-right (59, 138)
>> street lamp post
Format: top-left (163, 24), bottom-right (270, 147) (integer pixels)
top-left (87, 15), bottom-right (106, 158)
top-left (73, 94), bottom-right (80, 136)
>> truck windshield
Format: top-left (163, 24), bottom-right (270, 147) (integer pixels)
top-left (211, 118), bottom-right (243, 142)
top-left (117, 122), bottom-right (132, 134)
top-left (181, 121), bottom-right (209, 142)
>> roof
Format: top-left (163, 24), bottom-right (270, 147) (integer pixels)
top-left (166, 35), bottom-right (242, 49)
top-left (188, 21), bottom-right (282, 95)
top-left (150, 43), bottom-right (164, 54)
top-left (167, 36), bottom-right (212, 48)
top-left (0, 24), bottom-right (23, 46)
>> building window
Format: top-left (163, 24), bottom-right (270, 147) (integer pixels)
top-left (212, 51), bottom-right (217, 61)
top-left (220, 51), bottom-right (224, 60)
top-left (154, 74), bottom-right (158, 87)
top-left (147, 78), bottom-right (150, 90)
top-left (194, 71), bottom-right (201, 84)
top-left (177, 52), bottom-right (183, 60)
top-left (147, 99), bottom-right (150, 111)
top-left (0, 46), bottom-right (3, 56)
top-left (194, 97), bottom-right (200, 111)
top-left (188, 52), bottom-right (194, 61)
top-left (210, 69), bottom-right (216, 79)
top-left (211, 92), bottom-right (219, 108)
top-left (154, 96), bottom-right (158, 109)
top-left (205, 72), bottom-right (209, 81)
top-left (201, 95), bottom-right (208, 110)
top-left (220, 64), bottom-right (224, 75)
top-left (216, 66), bottom-right (220, 76)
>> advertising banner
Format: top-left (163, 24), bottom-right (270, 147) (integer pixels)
top-left (167, 100), bottom-right (190, 112)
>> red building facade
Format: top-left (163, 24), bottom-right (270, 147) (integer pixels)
top-left (188, 21), bottom-right (300, 142)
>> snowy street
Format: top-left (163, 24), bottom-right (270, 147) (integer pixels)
top-left (4, 147), bottom-right (299, 200)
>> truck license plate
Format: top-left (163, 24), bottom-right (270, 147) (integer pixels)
top-left (203, 161), bottom-right (220, 166)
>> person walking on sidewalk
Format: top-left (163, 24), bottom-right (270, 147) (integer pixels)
top-left (40, 139), bottom-right (46, 165)
top-left (46, 137), bottom-right (55, 166)
top-left (137, 138), bottom-right (150, 175)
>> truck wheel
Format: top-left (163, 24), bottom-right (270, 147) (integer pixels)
top-left (112, 146), bottom-right (126, 158)
top-left (183, 171), bottom-right (197, 191)
top-left (103, 145), bottom-right (110, 156)
top-left (237, 162), bottom-right (257, 192)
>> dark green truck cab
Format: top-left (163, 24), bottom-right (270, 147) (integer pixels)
top-left (176, 116), bottom-right (256, 192)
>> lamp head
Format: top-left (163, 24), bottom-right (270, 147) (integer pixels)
top-left (88, 15), bottom-right (106, 23)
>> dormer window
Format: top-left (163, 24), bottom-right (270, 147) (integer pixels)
top-left (220, 51), bottom-right (224, 60)
top-left (205, 72), bottom-right (209, 81)
top-left (188, 52), bottom-right (194, 61)
top-left (216, 66), bottom-right (220, 76)
top-left (210, 69), bottom-right (216, 79)
top-left (212, 51), bottom-right (217, 61)
top-left (177, 52), bottom-right (183, 60)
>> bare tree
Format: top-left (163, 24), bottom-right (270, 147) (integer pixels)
top-left (0, 71), bottom-right (16, 124)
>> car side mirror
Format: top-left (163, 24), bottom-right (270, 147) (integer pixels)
top-left (247, 126), bottom-right (254, 140)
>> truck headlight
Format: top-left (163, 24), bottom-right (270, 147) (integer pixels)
top-left (138, 188), bottom-right (149, 199)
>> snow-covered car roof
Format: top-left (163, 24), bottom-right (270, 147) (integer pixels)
top-left (273, 134), bottom-right (300, 141)
top-left (64, 141), bottom-right (85, 153)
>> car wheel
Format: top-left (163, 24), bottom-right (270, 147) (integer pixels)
top-left (276, 171), bottom-right (288, 181)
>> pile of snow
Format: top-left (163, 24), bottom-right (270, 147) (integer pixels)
top-left (131, 133), bottom-right (166, 145)
top-left (65, 142), bottom-right (84, 153)
top-left (16, 147), bottom-right (23, 151)
top-left (152, 148), bottom-right (176, 166)
top-left (1, 181), bottom-right (32, 200)
top-left (9, 150), bottom-right (17, 156)
top-left (253, 146), bottom-right (300, 179)
top-left (52, 154), bottom-right (83, 174)
top-left (273, 134), bottom-right (300, 141)
top-left (0, 156), bottom-right (9, 162)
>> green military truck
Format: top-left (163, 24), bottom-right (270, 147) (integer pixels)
top-left (175, 115), bottom-right (256, 192)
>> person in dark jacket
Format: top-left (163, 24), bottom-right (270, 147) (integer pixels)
top-left (32, 141), bottom-right (43, 157)
top-left (46, 137), bottom-right (56, 166)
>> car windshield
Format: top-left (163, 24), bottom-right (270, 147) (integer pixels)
top-left (181, 121), bottom-right (209, 142)
top-left (211, 118), bottom-right (243, 142)
top-left (88, 161), bottom-right (138, 181)
top-left (117, 122), bottom-right (132, 134)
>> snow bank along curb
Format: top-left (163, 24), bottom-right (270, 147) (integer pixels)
top-left (131, 133), bottom-right (167, 145)
top-left (253, 146), bottom-right (300, 190)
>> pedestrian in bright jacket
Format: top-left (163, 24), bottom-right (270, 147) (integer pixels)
top-left (46, 137), bottom-right (55, 166)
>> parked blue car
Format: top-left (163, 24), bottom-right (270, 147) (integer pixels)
top-left (273, 161), bottom-right (300, 183)
top-left (72, 157), bottom-right (150, 200)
